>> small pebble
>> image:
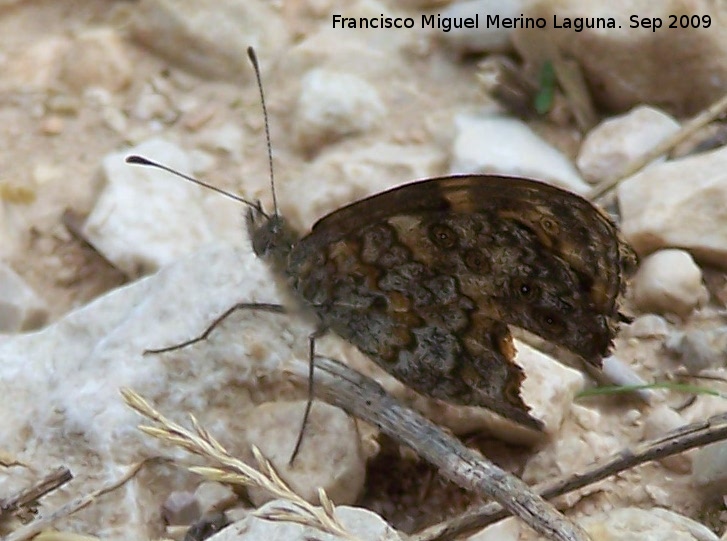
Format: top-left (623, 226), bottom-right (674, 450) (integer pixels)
top-left (162, 491), bottom-right (201, 526)
top-left (630, 249), bottom-right (708, 318)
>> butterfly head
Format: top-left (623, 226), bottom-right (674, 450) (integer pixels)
top-left (246, 205), bottom-right (300, 269)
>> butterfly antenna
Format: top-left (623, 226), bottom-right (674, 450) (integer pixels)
top-left (247, 46), bottom-right (279, 218)
top-left (125, 155), bottom-right (265, 215)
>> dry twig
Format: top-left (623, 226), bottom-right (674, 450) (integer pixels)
top-left (545, 45), bottom-right (597, 131)
top-left (0, 467), bottom-right (72, 519)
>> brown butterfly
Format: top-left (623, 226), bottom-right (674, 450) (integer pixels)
top-left (246, 174), bottom-right (636, 431)
top-left (129, 48), bottom-right (635, 442)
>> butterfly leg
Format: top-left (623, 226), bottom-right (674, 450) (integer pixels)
top-left (144, 302), bottom-right (286, 354)
top-left (289, 327), bottom-right (327, 465)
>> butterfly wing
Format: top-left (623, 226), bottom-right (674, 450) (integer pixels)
top-left (287, 175), bottom-right (634, 428)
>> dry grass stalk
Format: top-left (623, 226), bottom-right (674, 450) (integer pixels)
top-left (120, 388), bottom-right (361, 541)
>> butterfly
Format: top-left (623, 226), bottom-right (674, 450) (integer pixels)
top-left (246, 174), bottom-right (636, 431)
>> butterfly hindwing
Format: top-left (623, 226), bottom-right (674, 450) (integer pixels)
top-left (289, 218), bottom-right (541, 429)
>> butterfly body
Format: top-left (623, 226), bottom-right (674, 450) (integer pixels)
top-left (248, 175), bottom-right (636, 430)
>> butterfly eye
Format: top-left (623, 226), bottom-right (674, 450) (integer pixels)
top-left (463, 249), bottom-right (490, 273)
top-left (429, 223), bottom-right (458, 250)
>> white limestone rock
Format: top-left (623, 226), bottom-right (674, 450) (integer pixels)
top-left (82, 138), bottom-right (241, 278)
top-left (196, 122), bottom-right (246, 156)
top-left (619, 145), bottom-right (727, 269)
top-left (583, 508), bottom-right (719, 541)
top-left (242, 401), bottom-right (366, 506)
top-left (1, 36), bottom-right (70, 91)
top-left (630, 249), bottom-right (708, 318)
top-left (284, 142), bottom-right (446, 230)
top-left (577, 106), bottom-right (680, 184)
top-left (0, 262), bottom-right (48, 332)
top-left (450, 114), bottom-right (590, 194)
top-left (281, 1), bottom-right (414, 81)
top-left (59, 28), bottom-right (132, 93)
top-left (0, 243), bottom-right (316, 538)
top-left (436, 0), bottom-right (526, 53)
top-left (161, 491), bottom-right (201, 526)
top-left (643, 404), bottom-right (692, 473)
top-left (208, 500), bottom-right (401, 541)
top-left (194, 482), bottom-right (237, 516)
top-left (129, 0), bottom-right (289, 81)
top-left (622, 314), bottom-right (670, 339)
top-left (513, 0), bottom-right (727, 116)
top-left (522, 404), bottom-right (623, 500)
top-left (694, 440), bottom-right (727, 497)
top-left (471, 505), bottom-right (719, 541)
top-left (293, 69), bottom-right (386, 153)
top-left (468, 517), bottom-right (522, 541)
top-left (665, 328), bottom-right (727, 373)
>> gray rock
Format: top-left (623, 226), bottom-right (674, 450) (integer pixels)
top-left (0, 243), bottom-right (313, 538)
top-left (622, 314), bottom-right (670, 339)
top-left (577, 106), bottom-right (680, 184)
top-left (243, 401), bottom-right (366, 506)
top-left (665, 328), bottom-right (727, 373)
top-left (473, 507), bottom-right (719, 540)
top-left (619, 147), bottom-right (727, 270)
top-left (162, 491), bottom-right (201, 526)
top-left (450, 114), bottom-right (590, 193)
top-left (208, 500), bottom-right (401, 541)
top-left (0, 262), bottom-right (48, 332)
top-left (59, 28), bottom-right (132, 93)
top-left (694, 440), bottom-right (727, 497)
top-left (194, 481), bottom-right (237, 515)
top-left (129, 0), bottom-right (289, 81)
top-left (630, 249), bottom-right (708, 318)
top-left (82, 138), bottom-right (240, 277)
top-left (436, 0), bottom-right (526, 54)
top-left (600, 355), bottom-right (656, 404)
top-left (293, 69), bottom-right (386, 153)
top-left (643, 404), bottom-right (691, 473)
